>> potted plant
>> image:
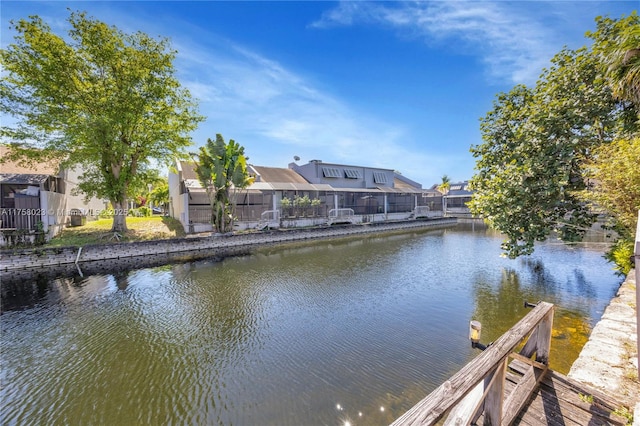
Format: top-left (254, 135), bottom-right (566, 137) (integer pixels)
top-left (294, 195), bottom-right (311, 217)
top-left (311, 198), bottom-right (321, 217)
top-left (280, 197), bottom-right (293, 217)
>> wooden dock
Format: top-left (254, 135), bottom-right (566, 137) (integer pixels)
top-left (391, 302), bottom-right (633, 425)
top-left (504, 360), bottom-right (629, 425)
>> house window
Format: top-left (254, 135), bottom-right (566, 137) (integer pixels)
top-left (344, 169), bottom-right (361, 179)
top-left (373, 172), bottom-right (387, 184)
top-left (322, 167), bottom-right (341, 178)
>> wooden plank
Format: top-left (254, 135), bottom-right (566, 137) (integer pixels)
top-left (509, 362), bottom-right (629, 425)
top-left (485, 359), bottom-right (507, 424)
top-left (505, 368), bottom-right (524, 385)
top-left (535, 310), bottom-right (553, 364)
top-left (509, 352), bottom-right (547, 371)
top-left (518, 328), bottom-right (538, 358)
top-left (501, 364), bottom-right (547, 425)
top-left (511, 361), bottom-right (633, 412)
top-left (516, 388), bottom-right (585, 426)
top-left (537, 376), bottom-right (628, 425)
top-left (544, 371), bottom-right (634, 412)
top-left (443, 380), bottom-right (485, 426)
top-left (391, 302), bottom-right (554, 426)
top-left (533, 382), bottom-right (627, 426)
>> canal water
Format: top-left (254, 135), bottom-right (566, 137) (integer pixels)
top-left (1, 223), bottom-right (621, 425)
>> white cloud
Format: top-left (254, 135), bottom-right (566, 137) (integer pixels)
top-left (173, 35), bottom-right (432, 170)
top-left (311, 1), bottom-right (561, 85)
top-left (0, 2), bottom-right (471, 185)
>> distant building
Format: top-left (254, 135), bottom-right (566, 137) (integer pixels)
top-left (0, 146), bottom-right (105, 244)
top-left (169, 159), bottom-right (443, 233)
top-left (430, 181), bottom-right (474, 217)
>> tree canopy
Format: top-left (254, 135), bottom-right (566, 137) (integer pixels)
top-left (469, 13), bottom-right (639, 260)
top-left (584, 137), bottom-right (640, 237)
top-left (0, 11), bottom-right (203, 233)
top-left (193, 134), bottom-right (253, 234)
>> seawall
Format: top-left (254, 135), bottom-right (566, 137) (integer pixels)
top-left (0, 218), bottom-right (457, 283)
top-left (568, 269), bottom-right (639, 417)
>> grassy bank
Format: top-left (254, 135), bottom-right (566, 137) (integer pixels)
top-left (45, 216), bottom-right (186, 247)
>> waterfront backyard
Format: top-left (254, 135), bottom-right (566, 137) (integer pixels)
top-left (42, 216), bottom-right (186, 247)
top-left (0, 223), bottom-right (622, 425)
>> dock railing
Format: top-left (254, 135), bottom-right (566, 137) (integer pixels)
top-left (391, 301), bottom-right (554, 426)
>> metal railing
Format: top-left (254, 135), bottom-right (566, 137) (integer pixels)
top-left (256, 210), bottom-right (281, 230)
top-left (413, 205), bottom-right (431, 219)
top-left (188, 206), bottom-right (212, 224)
top-left (327, 208), bottom-right (355, 225)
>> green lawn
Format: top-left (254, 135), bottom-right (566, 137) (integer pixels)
top-left (45, 216), bottom-right (186, 247)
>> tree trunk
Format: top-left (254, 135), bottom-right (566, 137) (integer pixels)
top-left (111, 198), bottom-right (129, 233)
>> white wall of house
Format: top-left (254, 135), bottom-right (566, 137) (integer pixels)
top-left (168, 168), bottom-right (181, 217)
top-left (168, 166), bottom-right (192, 233)
top-left (61, 167), bottom-right (106, 218)
top-left (40, 191), bottom-right (66, 238)
top-left (178, 193), bottom-right (190, 233)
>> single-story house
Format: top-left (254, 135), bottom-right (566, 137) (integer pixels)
top-left (0, 146), bottom-right (105, 244)
top-left (169, 158), bottom-right (443, 233)
top-left (434, 181), bottom-right (474, 216)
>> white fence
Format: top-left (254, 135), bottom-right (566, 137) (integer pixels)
top-left (0, 208), bottom-right (40, 230)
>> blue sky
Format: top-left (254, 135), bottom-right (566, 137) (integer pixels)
top-left (1, 1), bottom-right (637, 187)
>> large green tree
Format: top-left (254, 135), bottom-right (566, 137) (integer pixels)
top-left (193, 134), bottom-right (253, 234)
top-left (469, 15), bottom-right (639, 258)
top-left (585, 138), bottom-right (640, 234)
top-left (149, 179), bottom-right (170, 212)
top-left (0, 11), bottom-right (203, 233)
top-left (582, 13), bottom-right (640, 273)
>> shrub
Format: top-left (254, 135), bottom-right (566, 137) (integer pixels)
top-left (280, 197), bottom-right (292, 208)
top-left (138, 206), bottom-right (152, 217)
top-left (605, 238), bottom-right (635, 276)
top-left (127, 207), bottom-right (151, 217)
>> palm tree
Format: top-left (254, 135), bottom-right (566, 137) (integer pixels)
top-left (438, 175), bottom-right (451, 215)
top-left (193, 134), bottom-right (254, 234)
top-left (589, 15), bottom-right (640, 109)
top-left (438, 174), bottom-right (451, 195)
top-left (606, 34), bottom-right (640, 106)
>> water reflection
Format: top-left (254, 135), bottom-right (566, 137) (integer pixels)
top-left (0, 224), bottom-right (621, 425)
top-left (470, 241), bottom-right (618, 373)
